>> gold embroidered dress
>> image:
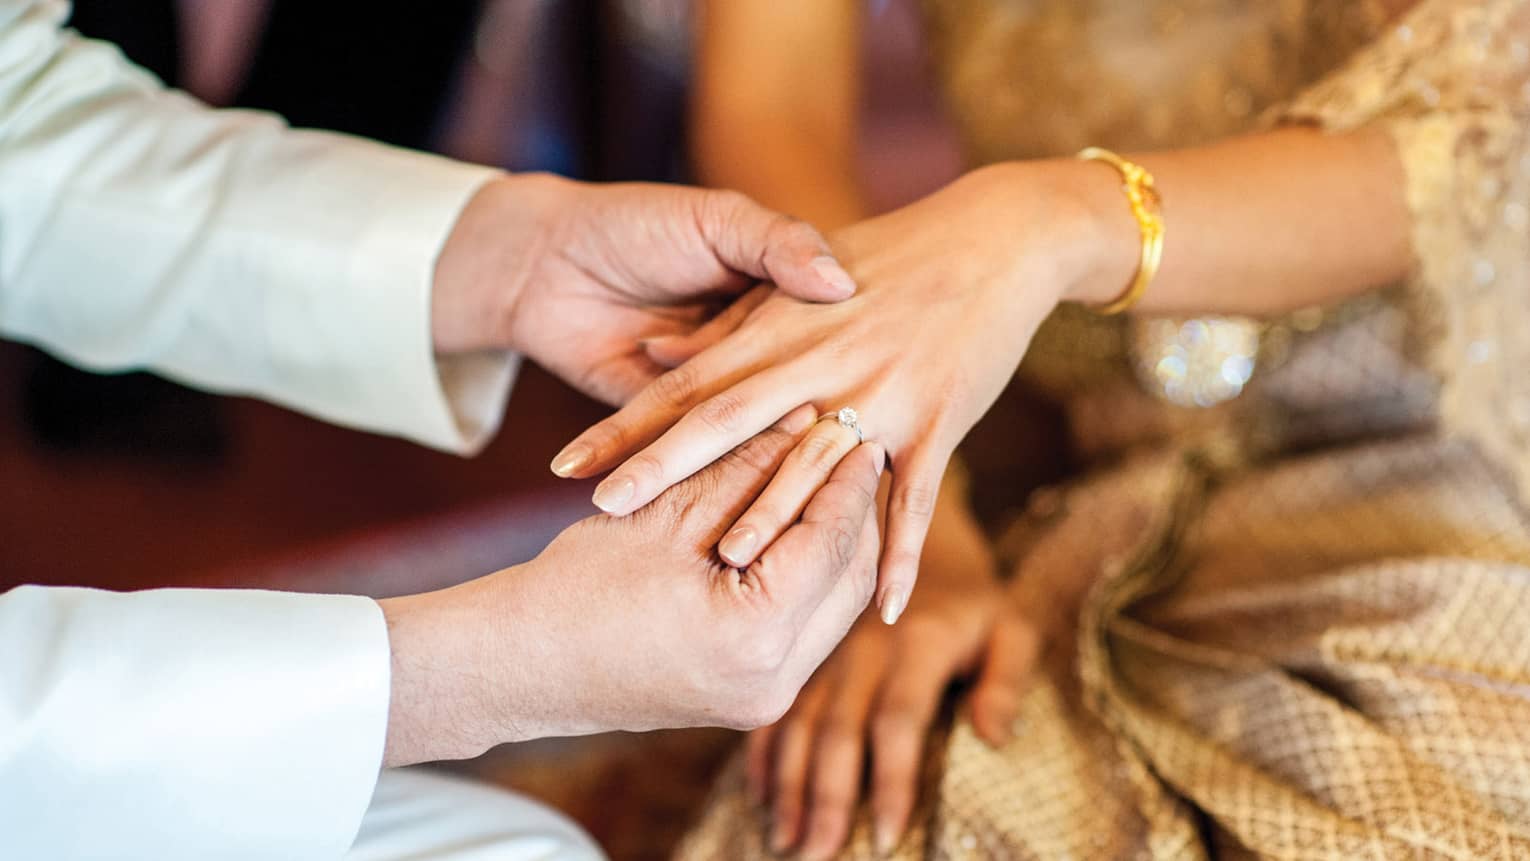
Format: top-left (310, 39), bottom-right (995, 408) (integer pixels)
top-left (680, 0), bottom-right (1530, 857)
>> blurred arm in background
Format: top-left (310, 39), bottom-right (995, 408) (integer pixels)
top-left (692, 0), bottom-right (866, 229)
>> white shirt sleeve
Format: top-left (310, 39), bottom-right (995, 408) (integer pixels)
top-left (0, 585), bottom-right (393, 860)
top-left (0, 0), bottom-right (518, 454)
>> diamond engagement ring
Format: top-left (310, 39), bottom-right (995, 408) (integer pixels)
top-left (817, 407), bottom-right (864, 443)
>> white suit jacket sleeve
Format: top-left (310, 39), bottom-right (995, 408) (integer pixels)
top-left (0, 586), bottom-right (393, 860)
top-left (0, 0), bottom-right (519, 454)
top-left (0, 2), bottom-right (529, 858)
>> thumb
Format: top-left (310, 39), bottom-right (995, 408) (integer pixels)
top-left (695, 190), bottom-right (857, 303)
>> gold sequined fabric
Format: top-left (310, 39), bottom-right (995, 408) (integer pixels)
top-left (678, 0), bottom-right (1530, 858)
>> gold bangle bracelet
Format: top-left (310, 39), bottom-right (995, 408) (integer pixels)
top-left (1077, 147), bottom-right (1164, 315)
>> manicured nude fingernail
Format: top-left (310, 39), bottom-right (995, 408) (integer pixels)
top-left (550, 444), bottom-right (591, 477)
top-left (880, 588), bottom-right (908, 626)
top-left (811, 256), bottom-right (857, 298)
top-left (871, 444), bottom-right (887, 476)
top-left (719, 527), bottom-right (759, 566)
top-left (592, 475), bottom-right (636, 513)
top-left (875, 820), bottom-right (900, 855)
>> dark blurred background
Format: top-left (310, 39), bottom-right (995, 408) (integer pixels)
top-left (0, 2), bottom-right (963, 855)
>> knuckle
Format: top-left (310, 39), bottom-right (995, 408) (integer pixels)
top-left (884, 548), bottom-right (923, 579)
top-left (694, 391), bottom-right (748, 435)
top-left (814, 716), bottom-right (864, 752)
top-left (708, 187), bottom-right (753, 217)
top-left (650, 364), bottom-right (699, 410)
top-left (795, 433), bottom-right (844, 474)
top-left (730, 688), bottom-right (797, 731)
top-left (818, 518), bottom-right (860, 572)
top-left (583, 421), bottom-right (630, 459)
top-left (622, 451), bottom-right (666, 487)
top-left (894, 480), bottom-right (938, 519)
top-left (721, 427), bottom-right (792, 477)
top-left (776, 216), bottom-right (825, 251)
top-left (729, 625), bottom-right (794, 677)
top-left (809, 783), bottom-right (854, 811)
top-left (870, 709), bottom-right (921, 745)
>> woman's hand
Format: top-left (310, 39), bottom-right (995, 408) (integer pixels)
top-left (751, 510), bottom-right (1037, 859)
top-left (548, 162), bottom-right (1121, 621)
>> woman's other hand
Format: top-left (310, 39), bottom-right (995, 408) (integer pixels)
top-left (751, 472), bottom-right (1040, 859)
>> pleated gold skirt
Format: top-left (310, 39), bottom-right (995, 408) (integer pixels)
top-left (677, 434), bottom-right (1530, 859)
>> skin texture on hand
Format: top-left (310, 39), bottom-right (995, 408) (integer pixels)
top-left (550, 128), bottom-right (1413, 628)
top-left (377, 405), bottom-right (887, 768)
top-left (548, 162), bottom-right (1102, 625)
top-left (429, 173), bottom-right (857, 408)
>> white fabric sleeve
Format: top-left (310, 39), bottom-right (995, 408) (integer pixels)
top-left (0, 585), bottom-right (393, 860)
top-left (0, 0), bottom-right (517, 454)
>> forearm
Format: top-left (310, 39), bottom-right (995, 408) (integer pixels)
top-left (1029, 126), bottom-right (1413, 316)
top-left (694, 122), bottom-right (868, 230)
top-left (692, 0), bottom-right (864, 230)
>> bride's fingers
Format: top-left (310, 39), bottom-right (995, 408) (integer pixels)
top-left (642, 286), bottom-right (773, 370)
top-left (744, 723), bottom-right (777, 807)
top-left (876, 452), bottom-right (948, 624)
top-left (549, 339), bottom-right (769, 480)
top-left (589, 365), bottom-right (818, 516)
top-left (797, 634), bottom-right (887, 861)
top-left (768, 679), bottom-right (832, 854)
top-left (868, 638), bottom-right (965, 855)
top-left (718, 415), bottom-right (862, 567)
top-left (968, 611), bottom-right (1041, 747)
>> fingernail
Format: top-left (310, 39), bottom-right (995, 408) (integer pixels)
top-left (592, 475), bottom-right (636, 513)
top-left (719, 527), bottom-right (759, 566)
top-left (871, 443), bottom-right (886, 476)
top-left (880, 587), bottom-right (908, 626)
top-left (810, 256), bottom-right (857, 298)
top-left (875, 820), bottom-right (900, 855)
top-left (550, 444), bottom-right (591, 478)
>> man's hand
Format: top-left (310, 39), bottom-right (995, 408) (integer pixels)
top-left (377, 406), bottom-right (885, 767)
top-left (430, 174), bottom-right (856, 409)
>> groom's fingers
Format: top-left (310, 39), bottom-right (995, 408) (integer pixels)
top-left (693, 189), bottom-right (856, 303)
top-left (752, 443), bottom-right (884, 626)
top-left (665, 405), bottom-right (817, 541)
top-left (719, 415), bottom-right (861, 567)
top-left (642, 286), bottom-right (772, 370)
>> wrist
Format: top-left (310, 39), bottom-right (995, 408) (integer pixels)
top-left (378, 577), bottom-right (520, 766)
top-left (976, 160), bottom-right (1142, 309)
top-left (431, 172), bottom-right (579, 355)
